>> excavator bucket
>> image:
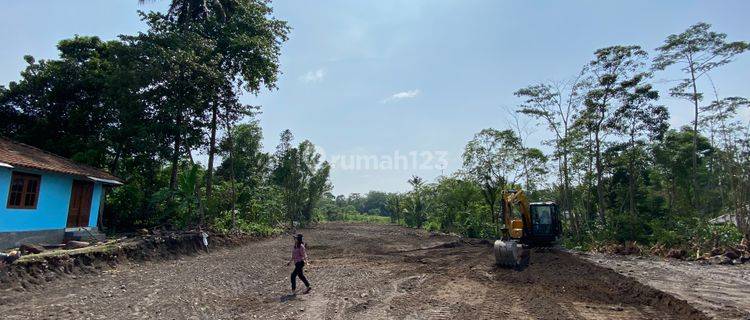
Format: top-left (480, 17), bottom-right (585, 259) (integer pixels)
top-left (494, 239), bottom-right (529, 268)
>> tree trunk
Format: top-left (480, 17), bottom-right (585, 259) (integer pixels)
top-left (628, 135), bottom-right (637, 239)
top-left (483, 185), bottom-right (498, 234)
top-left (109, 145), bottom-right (122, 176)
top-left (668, 177), bottom-right (676, 214)
top-left (224, 112), bottom-right (238, 233)
top-left (586, 132), bottom-right (595, 226)
top-left (594, 129), bottom-right (606, 226)
top-left (562, 151), bottom-right (579, 238)
top-left (689, 65), bottom-right (699, 211)
top-left (170, 117), bottom-right (182, 191)
top-left (205, 102), bottom-right (218, 200)
top-left (185, 148), bottom-right (206, 227)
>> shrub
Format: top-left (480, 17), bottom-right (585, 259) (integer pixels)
top-left (423, 220), bottom-right (442, 232)
top-left (325, 212), bottom-right (390, 224)
top-left (210, 210), bottom-right (283, 237)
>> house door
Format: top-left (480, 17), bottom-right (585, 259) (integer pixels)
top-left (67, 180), bottom-right (94, 228)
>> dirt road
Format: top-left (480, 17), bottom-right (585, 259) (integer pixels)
top-left (0, 223), bottom-right (706, 319)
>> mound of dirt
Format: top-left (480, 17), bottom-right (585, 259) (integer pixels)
top-left (583, 252), bottom-right (750, 320)
top-left (0, 232), bottom-right (248, 291)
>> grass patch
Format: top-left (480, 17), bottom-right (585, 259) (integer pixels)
top-left (324, 213), bottom-right (391, 224)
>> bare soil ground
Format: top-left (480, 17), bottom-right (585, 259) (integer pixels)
top-left (582, 252), bottom-right (750, 320)
top-left (0, 223), bottom-right (707, 319)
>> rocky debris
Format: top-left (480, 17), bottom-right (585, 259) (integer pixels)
top-left (738, 234), bottom-right (749, 248)
top-left (0, 251), bottom-right (21, 265)
top-left (137, 228), bottom-right (150, 236)
top-left (654, 236), bottom-right (750, 265)
top-left (596, 242), bottom-right (642, 255)
top-left (710, 247), bottom-right (723, 256)
top-left (693, 247), bottom-right (750, 265)
top-left (662, 246), bottom-right (750, 265)
top-left (19, 243), bottom-right (45, 255)
top-left (710, 255), bottom-right (733, 265)
top-left (696, 244), bottom-right (750, 265)
top-left (64, 241), bottom-right (90, 250)
top-left (650, 244), bottom-right (667, 256)
top-left (666, 249), bottom-right (686, 260)
top-left (724, 248), bottom-right (741, 260)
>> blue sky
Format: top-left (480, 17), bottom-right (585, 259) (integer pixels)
top-left (1, 1), bottom-right (749, 195)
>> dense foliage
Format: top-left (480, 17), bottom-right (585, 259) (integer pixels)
top-left (339, 23), bottom-right (750, 253)
top-left (0, 0), bottom-right (331, 234)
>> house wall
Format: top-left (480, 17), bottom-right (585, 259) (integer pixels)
top-left (89, 183), bottom-right (103, 227)
top-left (0, 167), bottom-right (103, 248)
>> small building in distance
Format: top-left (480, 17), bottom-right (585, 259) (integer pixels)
top-left (0, 138), bottom-right (122, 249)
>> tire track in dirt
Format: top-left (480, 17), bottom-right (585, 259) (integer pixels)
top-left (583, 253), bottom-right (750, 320)
top-left (0, 223), bottom-right (708, 319)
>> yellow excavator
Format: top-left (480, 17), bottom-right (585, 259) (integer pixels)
top-left (494, 189), bottom-right (562, 268)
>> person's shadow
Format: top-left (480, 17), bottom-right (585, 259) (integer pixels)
top-left (279, 294), bottom-right (297, 302)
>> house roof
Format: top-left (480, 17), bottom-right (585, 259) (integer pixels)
top-left (0, 137), bottom-right (122, 184)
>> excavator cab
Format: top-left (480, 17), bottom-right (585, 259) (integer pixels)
top-left (527, 202), bottom-right (561, 246)
top-left (494, 190), bottom-right (561, 268)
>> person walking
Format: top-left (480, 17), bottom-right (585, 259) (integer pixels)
top-left (288, 234), bottom-right (311, 294)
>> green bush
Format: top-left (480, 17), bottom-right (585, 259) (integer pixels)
top-left (325, 212), bottom-right (390, 224)
top-left (692, 221), bottom-right (743, 250)
top-left (648, 219), bottom-right (683, 248)
top-left (423, 220), bottom-right (442, 232)
top-left (210, 210), bottom-right (283, 236)
top-left (454, 214), bottom-right (497, 239)
top-left (648, 216), bottom-right (743, 251)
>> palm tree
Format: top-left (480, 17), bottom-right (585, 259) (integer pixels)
top-left (408, 176), bottom-right (426, 228)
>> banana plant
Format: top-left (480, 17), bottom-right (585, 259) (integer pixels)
top-left (152, 164), bottom-right (202, 228)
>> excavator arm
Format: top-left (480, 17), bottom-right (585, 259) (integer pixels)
top-left (500, 189), bottom-right (532, 240)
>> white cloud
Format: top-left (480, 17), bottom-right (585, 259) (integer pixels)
top-left (300, 68), bottom-right (326, 83)
top-left (382, 89), bottom-right (420, 103)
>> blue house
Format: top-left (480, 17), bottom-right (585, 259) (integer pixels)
top-left (0, 138), bottom-right (122, 249)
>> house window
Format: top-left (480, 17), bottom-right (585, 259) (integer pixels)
top-left (7, 172), bottom-right (41, 209)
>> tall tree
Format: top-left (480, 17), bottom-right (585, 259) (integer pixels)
top-left (141, 0), bottom-right (289, 202)
top-left (515, 76), bottom-right (585, 228)
top-left (406, 176), bottom-right (427, 228)
top-left (581, 45), bottom-right (648, 225)
top-left (139, 0), bottom-right (226, 24)
top-left (200, 0), bottom-right (288, 201)
top-left (652, 128), bottom-right (712, 216)
top-left (607, 73), bottom-right (668, 232)
top-left (521, 147), bottom-right (549, 192)
top-left (272, 131), bottom-right (331, 226)
top-left (432, 175), bottom-right (484, 233)
top-left (385, 193), bottom-right (404, 223)
top-left (0, 37), bottom-right (124, 167)
top-left (653, 22), bottom-right (749, 208)
top-left (217, 121), bottom-right (269, 187)
top-left (123, 11), bottom-right (226, 190)
top-left (462, 129), bottom-right (524, 230)
top-left (701, 97), bottom-right (750, 222)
